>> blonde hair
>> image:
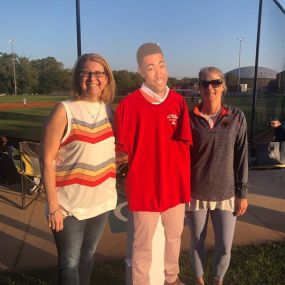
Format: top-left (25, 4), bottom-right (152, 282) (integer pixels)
top-left (199, 66), bottom-right (228, 95)
top-left (71, 53), bottom-right (116, 103)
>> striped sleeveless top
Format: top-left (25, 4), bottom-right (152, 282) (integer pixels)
top-left (55, 100), bottom-right (117, 220)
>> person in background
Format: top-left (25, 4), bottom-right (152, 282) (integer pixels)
top-left (41, 53), bottom-right (117, 285)
top-left (0, 135), bottom-right (14, 156)
top-left (270, 120), bottom-right (285, 142)
top-left (187, 67), bottom-right (248, 285)
top-left (115, 43), bottom-right (192, 285)
top-left (0, 135), bottom-right (19, 184)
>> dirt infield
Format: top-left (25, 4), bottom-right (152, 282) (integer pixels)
top-left (0, 101), bottom-right (56, 110)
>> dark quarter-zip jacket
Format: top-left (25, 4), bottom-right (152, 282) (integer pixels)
top-left (190, 105), bottom-right (248, 201)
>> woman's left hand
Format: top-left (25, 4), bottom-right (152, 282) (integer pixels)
top-left (235, 198), bottom-right (248, 216)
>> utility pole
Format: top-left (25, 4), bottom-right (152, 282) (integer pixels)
top-left (8, 39), bottom-right (17, 95)
top-left (237, 37), bottom-right (244, 94)
top-left (250, 0), bottom-right (263, 144)
top-left (76, 0), bottom-right (82, 57)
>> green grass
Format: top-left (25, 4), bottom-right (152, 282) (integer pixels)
top-left (0, 108), bottom-right (53, 141)
top-left (0, 94), bottom-right (284, 142)
top-left (186, 93), bottom-right (285, 138)
top-left (0, 95), bottom-right (68, 141)
top-left (0, 94), bottom-right (68, 103)
top-left (0, 241), bottom-right (284, 285)
top-left (0, 94), bottom-right (118, 141)
top-left (180, 241), bottom-right (285, 285)
top-left (224, 94), bottom-right (285, 137)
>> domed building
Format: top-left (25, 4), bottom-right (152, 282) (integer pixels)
top-left (226, 66), bottom-right (278, 92)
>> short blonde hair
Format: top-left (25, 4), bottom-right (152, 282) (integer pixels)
top-left (199, 66), bottom-right (228, 95)
top-left (71, 53), bottom-right (116, 103)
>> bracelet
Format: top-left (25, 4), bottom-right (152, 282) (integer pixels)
top-left (48, 207), bottom-right (60, 218)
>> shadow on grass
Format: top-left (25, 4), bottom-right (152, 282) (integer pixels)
top-left (1, 241), bottom-right (284, 285)
top-left (0, 268), bottom-right (57, 285)
top-left (0, 259), bottom-right (125, 285)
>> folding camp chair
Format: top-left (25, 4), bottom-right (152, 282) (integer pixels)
top-left (13, 141), bottom-right (43, 209)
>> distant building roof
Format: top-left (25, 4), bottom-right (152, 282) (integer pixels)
top-left (226, 66), bottom-right (278, 79)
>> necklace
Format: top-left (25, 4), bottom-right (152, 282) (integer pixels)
top-left (81, 101), bottom-right (102, 121)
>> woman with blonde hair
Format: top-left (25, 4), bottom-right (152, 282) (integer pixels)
top-left (41, 53), bottom-right (117, 285)
top-left (187, 67), bottom-right (248, 285)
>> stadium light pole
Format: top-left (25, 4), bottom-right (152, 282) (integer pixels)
top-left (8, 38), bottom-right (17, 95)
top-left (76, 0), bottom-right (82, 57)
top-left (250, 0), bottom-right (263, 144)
top-left (237, 37), bottom-right (244, 94)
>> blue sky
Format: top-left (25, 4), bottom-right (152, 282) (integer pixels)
top-left (0, 0), bottom-right (284, 78)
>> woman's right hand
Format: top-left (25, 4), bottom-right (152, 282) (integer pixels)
top-left (48, 208), bottom-right (64, 232)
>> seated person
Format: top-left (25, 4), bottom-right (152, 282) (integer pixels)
top-left (0, 135), bottom-right (13, 156)
top-left (270, 120), bottom-right (285, 142)
top-left (0, 135), bottom-right (20, 185)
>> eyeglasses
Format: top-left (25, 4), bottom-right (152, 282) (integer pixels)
top-left (200, 79), bottom-right (223, 89)
top-left (79, 71), bottom-right (107, 78)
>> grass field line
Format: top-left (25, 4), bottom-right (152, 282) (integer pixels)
top-left (0, 101), bottom-right (56, 110)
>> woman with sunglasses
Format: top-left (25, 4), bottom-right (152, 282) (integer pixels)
top-left (41, 53), bottom-right (117, 285)
top-left (187, 67), bottom-right (248, 285)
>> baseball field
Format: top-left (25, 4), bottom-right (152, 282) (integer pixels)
top-left (0, 95), bottom-right (67, 141)
top-left (0, 93), bottom-right (284, 142)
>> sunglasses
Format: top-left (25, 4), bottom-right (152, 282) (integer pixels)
top-left (79, 71), bottom-right (107, 78)
top-left (200, 79), bottom-right (223, 89)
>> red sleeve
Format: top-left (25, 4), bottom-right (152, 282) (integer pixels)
top-left (173, 99), bottom-right (193, 145)
top-left (114, 102), bottom-right (128, 154)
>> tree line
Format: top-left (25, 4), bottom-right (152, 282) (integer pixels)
top-left (1, 53), bottom-right (201, 96)
top-left (0, 53), bottom-right (145, 96)
top-left (6, 52), bottom-right (275, 96)
top-left (0, 53), bottom-right (70, 95)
